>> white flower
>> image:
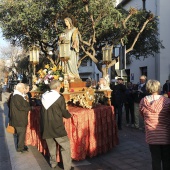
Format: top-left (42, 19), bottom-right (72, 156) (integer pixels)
top-left (44, 79), bottom-right (49, 84)
top-left (49, 75), bottom-right (53, 79)
top-left (48, 70), bottom-right (52, 74)
top-left (59, 77), bottom-right (63, 81)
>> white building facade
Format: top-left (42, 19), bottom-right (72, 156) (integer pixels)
top-left (121, 0), bottom-right (170, 85)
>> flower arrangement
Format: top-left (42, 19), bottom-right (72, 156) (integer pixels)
top-left (34, 64), bottom-right (64, 92)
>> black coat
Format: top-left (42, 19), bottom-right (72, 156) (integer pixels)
top-left (163, 83), bottom-right (170, 94)
top-left (133, 84), bottom-right (147, 103)
top-left (40, 95), bottom-right (71, 139)
top-left (0, 85), bottom-right (2, 101)
top-left (9, 94), bottom-right (31, 127)
top-left (111, 83), bottom-right (126, 106)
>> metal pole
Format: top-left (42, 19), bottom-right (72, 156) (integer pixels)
top-left (120, 69), bottom-right (123, 78)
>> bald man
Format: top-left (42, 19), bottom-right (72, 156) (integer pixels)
top-left (9, 83), bottom-right (31, 153)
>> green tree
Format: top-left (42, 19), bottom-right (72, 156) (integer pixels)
top-left (0, 0), bottom-right (163, 77)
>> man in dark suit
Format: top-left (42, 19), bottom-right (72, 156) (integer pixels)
top-left (40, 80), bottom-right (73, 170)
top-left (111, 77), bottom-right (126, 130)
top-left (9, 83), bottom-right (31, 153)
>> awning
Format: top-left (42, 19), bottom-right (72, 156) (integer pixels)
top-left (115, 69), bottom-right (127, 77)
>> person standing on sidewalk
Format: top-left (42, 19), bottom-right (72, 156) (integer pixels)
top-left (0, 83), bottom-right (2, 102)
top-left (139, 80), bottom-right (170, 170)
top-left (133, 75), bottom-right (147, 129)
top-left (9, 83), bottom-right (31, 153)
top-left (40, 80), bottom-right (73, 170)
top-left (162, 80), bottom-right (170, 94)
top-left (111, 77), bottom-right (126, 130)
top-left (124, 82), bottom-right (134, 127)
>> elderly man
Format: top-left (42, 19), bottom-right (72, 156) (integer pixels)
top-left (9, 83), bottom-right (31, 153)
top-left (133, 75), bottom-right (147, 129)
top-left (40, 80), bottom-right (73, 170)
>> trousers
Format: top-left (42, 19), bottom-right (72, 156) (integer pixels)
top-left (149, 144), bottom-right (170, 170)
top-left (15, 126), bottom-right (26, 151)
top-left (46, 136), bottom-right (72, 170)
top-left (134, 102), bottom-right (144, 128)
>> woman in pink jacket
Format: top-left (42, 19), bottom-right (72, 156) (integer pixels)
top-left (139, 79), bottom-right (170, 170)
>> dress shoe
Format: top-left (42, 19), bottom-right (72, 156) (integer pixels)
top-left (118, 127), bottom-right (122, 130)
top-left (126, 123), bottom-right (130, 127)
top-left (17, 149), bottom-right (27, 153)
top-left (131, 124), bottom-right (135, 128)
top-left (51, 165), bottom-right (63, 169)
top-left (24, 145), bottom-right (28, 150)
top-left (51, 164), bottom-right (57, 168)
top-left (24, 146), bottom-right (29, 152)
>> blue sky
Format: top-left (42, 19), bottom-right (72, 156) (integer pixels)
top-left (0, 30), bottom-right (9, 47)
top-left (0, 29), bottom-right (10, 58)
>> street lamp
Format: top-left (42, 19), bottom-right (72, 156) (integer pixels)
top-left (59, 40), bottom-right (71, 93)
top-left (29, 45), bottom-right (39, 85)
top-left (101, 45), bottom-right (113, 90)
top-left (59, 40), bottom-right (71, 73)
top-left (102, 45), bottom-right (113, 74)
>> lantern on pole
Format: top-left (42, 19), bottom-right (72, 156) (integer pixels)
top-left (59, 40), bottom-right (71, 93)
top-left (102, 45), bottom-right (113, 62)
top-left (101, 45), bottom-right (113, 90)
top-left (102, 45), bottom-right (113, 73)
top-left (29, 46), bottom-right (39, 87)
top-left (29, 46), bottom-right (39, 75)
top-left (59, 40), bottom-right (71, 73)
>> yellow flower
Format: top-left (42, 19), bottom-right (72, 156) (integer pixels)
top-left (43, 69), bottom-right (47, 74)
top-left (39, 73), bottom-right (45, 78)
top-left (44, 64), bottom-right (50, 69)
top-left (33, 76), bottom-right (37, 83)
top-left (53, 75), bottom-right (59, 80)
top-left (57, 65), bottom-right (62, 70)
top-left (37, 69), bottom-right (43, 75)
top-left (51, 66), bottom-right (57, 71)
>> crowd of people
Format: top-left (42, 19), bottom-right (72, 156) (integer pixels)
top-left (111, 76), bottom-right (170, 170)
top-left (6, 75), bottom-right (170, 170)
top-left (110, 75), bottom-right (170, 130)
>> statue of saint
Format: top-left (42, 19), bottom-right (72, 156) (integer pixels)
top-left (60, 17), bottom-right (80, 81)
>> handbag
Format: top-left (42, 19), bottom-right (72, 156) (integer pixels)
top-left (6, 123), bottom-right (15, 134)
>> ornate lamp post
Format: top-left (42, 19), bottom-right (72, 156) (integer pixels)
top-left (99, 45), bottom-right (113, 104)
top-left (59, 40), bottom-right (70, 73)
top-left (29, 46), bottom-right (39, 86)
top-left (102, 45), bottom-right (113, 88)
top-left (59, 40), bottom-right (71, 93)
top-left (102, 45), bottom-right (113, 75)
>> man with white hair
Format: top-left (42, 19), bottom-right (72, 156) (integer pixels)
top-left (40, 80), bottom-right (73, 170)
top-left (133, 75), bottom-right (147, 129)
top-left (9, 83), bottom-right (31, 153)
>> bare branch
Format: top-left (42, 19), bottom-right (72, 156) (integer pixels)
top-left (126, 18), bottom-right (151, 53)
top-left (77, 55), bottom-right (88, 68)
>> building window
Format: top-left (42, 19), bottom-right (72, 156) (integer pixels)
top-left (125, 69), bottom-right (130, 82)
top-left (140, 66), bottom-right (147, 77)
top-left (81, 60), bottom-right (87, 67)
top-left (96, 73), bottom-right (99, 83)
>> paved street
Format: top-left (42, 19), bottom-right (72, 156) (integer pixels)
top-left (0, 92), bottom-right (152, 170)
